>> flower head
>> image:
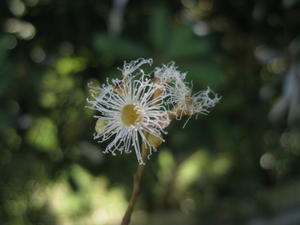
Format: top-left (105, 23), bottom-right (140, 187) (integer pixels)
top-left (87, 58), bottom-right (221, 164)
top-left (87, 70), bottom-right (169, 164)
top-left (168, 83), bottom-right (221, 116)
top-left (154, 62), bottom-right (221, 123)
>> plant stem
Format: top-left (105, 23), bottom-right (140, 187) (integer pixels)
top-left (120, 143), bottom-right (148, 225)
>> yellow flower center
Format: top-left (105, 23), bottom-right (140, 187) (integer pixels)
top-left (121, 104), bottom-right (142, 126)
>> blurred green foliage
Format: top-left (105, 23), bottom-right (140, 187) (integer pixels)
top-left (1, 0), bottom-right (300, 225)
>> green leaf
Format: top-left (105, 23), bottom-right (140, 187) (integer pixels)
top-left (149, 5), bottom-right (170, 51)
top-left (0, 35), bottom-right (15, 97)
top-left (168, 26), bottom-right (212, 58)
top-left (0, 110), bottom-right (13, 132)
top-left (93, 33), bottom-right (150, 59)
top-left (183, 61), bottom-right (224, 88)
top-left (0, 35), bottom-right (10, 60)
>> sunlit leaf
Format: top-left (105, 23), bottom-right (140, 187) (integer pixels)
top-left (26, 117), bottom-right (60, 154)
top-left (175, 150), bottom-right (209, 192)
top-left (56, 57), bottom-right (87, 76)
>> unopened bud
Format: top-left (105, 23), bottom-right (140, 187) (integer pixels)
top-left (147, 133), bottom-right (163, 147)
top-left (95, 118), bottom-right (108, 134)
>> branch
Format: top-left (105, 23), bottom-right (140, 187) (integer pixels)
top-left (120, 142), bottom-right (148, 225)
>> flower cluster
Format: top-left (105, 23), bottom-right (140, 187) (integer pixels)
top-left (87, 58), bottom-right (221, 164)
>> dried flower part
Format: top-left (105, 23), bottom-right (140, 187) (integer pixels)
top-left (192, 88), bottom-right (222, 115)
top-left (156, 63), bottom-right (221, 122)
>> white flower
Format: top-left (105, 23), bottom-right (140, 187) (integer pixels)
top-left (87, 73), bottom-right (169, 165)
top-left (171, 84), bottom-right (220, 114)
top-left (153, 62), bottom-right (221, 123)
top-left (167, 79), bottom-right (221, 127)
top-left (87, 58), bottom-right (221, 164)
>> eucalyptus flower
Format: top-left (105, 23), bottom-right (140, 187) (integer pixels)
top-left (87, 58), bottom-right (221, 164)
top-left (154, 62), bottom-right (221, 123)
top-left (87, 64), bottom-right (169, 164)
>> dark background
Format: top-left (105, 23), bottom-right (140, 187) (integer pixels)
top-left (1, 0), bottom-right (300, 224)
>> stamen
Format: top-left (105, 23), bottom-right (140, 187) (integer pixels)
top-left (121, 104), bottom-right (142, 126)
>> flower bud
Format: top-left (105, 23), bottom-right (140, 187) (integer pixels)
top-left (147, 133), bottom-right (163, 148)
top-left (95, 118), bottom-right (108, 134)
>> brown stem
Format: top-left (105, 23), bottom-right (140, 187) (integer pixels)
top-left (120, 143), bottom-right (148, 225)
